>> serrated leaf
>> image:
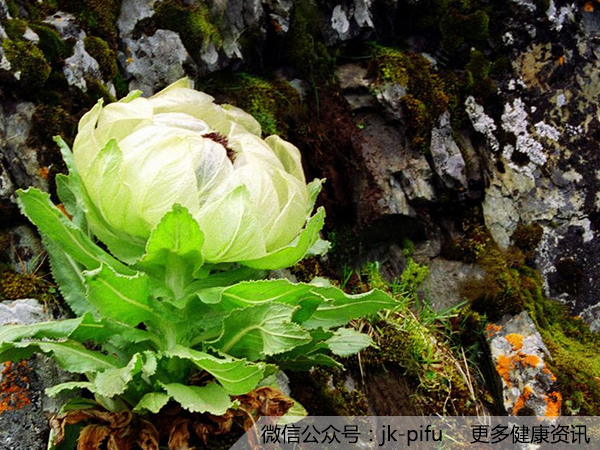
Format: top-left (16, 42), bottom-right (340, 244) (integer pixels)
top-left (212, 303), bottom-right (311, 361)
top-left (94, 353), bottom-right (144, 397)
top-left (167, 345), bottom-right (264, 395)
top-left (46, 381), bottom-right (94, 397)
top-left (43, 236), bottom-right (91, 316)
top-left (302, 287), bottom-right (397, 330)
top-left (0, 316), bottom-right (85, 343)
top-left (162, 382), bottom-right (232, 415)
top-left (84, 264), bottom-right (158, 326)
top-left (133, 392), bottom-right (170, 414)
top-left (136, 204), bottom-right (204, 302)
top-left (15, 187), bottom-right (132, 275)
top-left (242, 207), bottom-right (325, 270)
top-left (325, 328), bottom-right (373, 356)
top-left (12, 340), bottom-right (119, 373)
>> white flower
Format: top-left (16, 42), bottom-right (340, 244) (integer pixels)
top-left (73, 78), bottom-right (323, 267)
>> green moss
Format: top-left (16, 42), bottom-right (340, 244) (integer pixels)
top-left (1, 39), bottom-right (51, 90)
top-left (84, 36), bottom-right (117, 79)
top-left (85, 77), bottom-right (116, 104)
top-left (367, 44), bottom-right (453, 152)
top-left (154, 0), bottom-right (221, 58)
top-left (19, 0), bottom-right (59, 20)
top-left (528, 294), bottom-right (600, 415)
top-left (57, 0), bottom-right (120, 44)
top-left (201, 73), bottom-right (301, 138)
top-left (511, 223), bottom-right (543, 262)
top-left (440, 9), bottom-right (489, 55)
top-left (3, 19), bottom-right (27, 40)
top-left (453, 214), bottom-right (600, 414)
top-left (30, 23), bottom-right (73, 65)
top-left (283, 0), bottom-right (334, 82)
top-left (0, 271), bottom-right (43, 300)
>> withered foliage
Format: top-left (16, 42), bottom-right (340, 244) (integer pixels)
top-left (50, 386), bottom-right (294, 450)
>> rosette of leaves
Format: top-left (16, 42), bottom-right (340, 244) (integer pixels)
top-left (0, 102), bottom-right (397, 447)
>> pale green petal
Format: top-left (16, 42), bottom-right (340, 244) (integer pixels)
top-left (73, 100), bottom-right (104, 177)
top-left (222, 104), bottom-right (262, 136)
top-left (229, 131), bottom-right (283, 169)
top-left (152, 112), bottom-right (210, 133)
top-left (264, 170), bottom-right (308, 251)
top-left (84, 140), bottom-right (131, 233)
top-left (94, 97), bottom-right (153, 145)
top-left (264, 135), bottom-right (306, 182)
top-left (119, 125), bottom-right (203, 236)
top-left (195, 139), bottom-right (234, 204)
top-left (196, 185), bottom-right (266, 262)
top-left (233, 164), bottom-right (280, 238)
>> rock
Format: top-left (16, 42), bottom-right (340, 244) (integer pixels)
top-left (0, 226), bottom-right (45, 274)
top-left (374, 83), bottom-right (407, 121)
top-left (353, 112), bottom-right (417, 235)
top-left (397, 156), bottom-right (436, 204)
top-left (0, 101), bottom-right (47, 194)
top-left (0, 299), bottom-right (51, 326)
top-left (336, 63), bottom-right (371, 90)
top-left (63, 40), bottom-right (104, 93)
top-left (430, 111), bottom-right (468, 190)
top-left (422, 258), bottom-right (485, 312)
top-left (0, 299), bottom-right (72, 450)
top-left (121, 30), bottom-right (191, 95)
top-left (117, 0), bottom-right (156, 36)
top-left (486, 311), bottom-right (560, 417)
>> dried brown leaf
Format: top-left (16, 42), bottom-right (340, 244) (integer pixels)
top-left (77, 424), bottom-right (110, 450)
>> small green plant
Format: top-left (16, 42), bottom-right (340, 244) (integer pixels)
top-left (0, 80), bottom-right (398, 447)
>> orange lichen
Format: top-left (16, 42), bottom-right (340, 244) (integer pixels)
top-left (585, 2), bottom-right (594, 12)
top-left (486, 324), bottom-right (502, 338)
top-left (38, 166), bottom-right (50, 180)
top-left (520, 354), bottom-right (540, 368)
top-left (513, 385), bottom-right (533, 415)
top-left (0, 361), bottom-right (33, 414)
top-left (545, 391), bottom-right (562, 418)
top-left (505, 333), bottom-right (524, 351)
top-left (496, 354), bottom-right (516, 387)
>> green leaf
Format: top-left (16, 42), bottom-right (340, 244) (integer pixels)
top-left (55, 173), bottom-right (87, 228)
top-left (16, 187), bottom-right (132, 274)
top-left (242, 207), bottom-right (325, 270)
top-left (8, 340), bottom-right (119, 373)
top-left (302, 287), bottom-right (397, 330)
top-left (43, 236), bottom-right (90, 316)
top-left (136, 204), bottom-right (204, 302)
top-left (0, 316), bottom-right (85, 344)
top-left (161, 382), bottom-right (232, 415)
top-left (167, 345), bottom-right (264, 395)
top-left (325, 328), bottom-right (373, 356)
top-left (55, 136), bottom-right (146, 264)
top-left (94, 353), bottom-right (144, 397)
top-left (84, 264), bottom-right (157, 326)
top-left (46, 381), bottom-right (94, 397)
top-left (212, 303), bottom-right (311, 361)
top-left (133, 392), bottom-right (170, 414)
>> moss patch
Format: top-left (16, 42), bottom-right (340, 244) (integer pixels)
top-left (84, 36), bottom-right (117, 80)
top-left (201, 73), bottom-right (301, 138)
top-left (154, 0), bottom-right (221, 59)
top-left (367, 44), bottom-right (454, 152)
top-left (452, 213), bottom-right (600, 415)
top-left (1, 39), bottom-right (51, 91)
